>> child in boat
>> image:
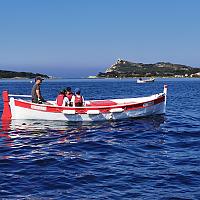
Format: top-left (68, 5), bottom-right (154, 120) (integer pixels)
top-left (56, 89), bottom-right (69, 106)
top-left (71, 88), bottom-right (85, 107)
top-left (65, 87), bottom-right (73, 106)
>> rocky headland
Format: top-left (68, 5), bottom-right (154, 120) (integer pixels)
top-left (0, 69), bottom-right (49, 79)
top-left (97, 59), bottom-right (200, 78)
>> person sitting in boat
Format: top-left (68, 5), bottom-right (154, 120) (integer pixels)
top-left (71, 88), bottom-right (85, 107)
top-left (56, 89), bottom-right (69, 106)
top-left (65, 87), bottom-right (73, 106)
top-left (31, 76), bottom-right (45, 104)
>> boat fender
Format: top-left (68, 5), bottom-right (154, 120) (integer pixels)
top-left (110, 108), bottom-right (124, 113)
top-left (143, 101), bottom-right (154, 107)
top-left (63, 110), bottom-right (76, 115)
top-left (87, 110), bottom-right (100, 115)
top-left (109, 113), bottom-right (113, 120)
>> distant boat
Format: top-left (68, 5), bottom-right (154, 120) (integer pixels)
top-left (137, 78), bottom-right (155, 83)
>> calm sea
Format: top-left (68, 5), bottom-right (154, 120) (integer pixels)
top-left (0, 78), bottom-right (200, 199)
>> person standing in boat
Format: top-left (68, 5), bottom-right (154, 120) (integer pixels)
top-left (71, 88), bottom-right (85, 107)
top-left (31, 76), bottom-right (45, 104)
top-left (65, 87), bottom-right (73, 106)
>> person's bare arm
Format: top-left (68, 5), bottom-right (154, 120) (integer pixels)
top-left (36, 89), bottom-right (41, 99)
top-left (71, 96), bottom-right (75, 107)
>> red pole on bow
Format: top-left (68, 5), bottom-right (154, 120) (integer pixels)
top-left (1, 91), bottom-right (12, 120)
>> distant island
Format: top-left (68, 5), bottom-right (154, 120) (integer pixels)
top-left (96, 59), bottom-right (200, 78)
top-left (0, 69), bottom-right (49, 79)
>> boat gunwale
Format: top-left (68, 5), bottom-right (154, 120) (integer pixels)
top-left (12, 93), bottom-right (165, 111)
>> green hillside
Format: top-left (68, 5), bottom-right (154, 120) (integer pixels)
top-left (0, 69), bottom-right (49, 79)
top-left (97, 59), bottom-right (200, 78)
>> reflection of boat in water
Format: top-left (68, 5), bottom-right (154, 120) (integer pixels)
top-left (5, 115), bottom-right (166, 133)
top-left (1, 85), bottom-right (167, 122)
top-left (0, 115), bottom-right (166, 153)
top-left (137, 78), bottom-right (155, 83)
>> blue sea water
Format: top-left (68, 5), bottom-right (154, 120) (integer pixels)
top-left (0, 78), bottom-right (200, 199)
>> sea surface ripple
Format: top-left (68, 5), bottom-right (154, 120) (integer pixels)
top-left (0, 78), bottom-right (200, 199)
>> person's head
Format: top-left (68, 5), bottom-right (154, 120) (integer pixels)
top-left (35, 76), bottom-right (44, 84)
top-left (75, 88), bottom-right (81, 95)
top-left (66, 87), bottom-right (72, 94)
top-left (60, 89), bottom-right (66, 95)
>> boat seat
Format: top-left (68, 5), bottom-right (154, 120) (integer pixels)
top-left (86, 100), bottom-right (117, 106)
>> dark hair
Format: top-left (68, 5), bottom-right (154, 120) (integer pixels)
top-left (35, 76), bottom-right (44, 82)
top-left (66, 87), bottom-right (71, 92)
top-left (60, 89), bottom-right (66, 94)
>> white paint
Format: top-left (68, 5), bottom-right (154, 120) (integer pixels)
top-left (9, 85), bottom-right (167, 121)
top-left (10, 101), bottom-right (165, 121)
top-left (110, 108), bottom-right (124, 113)
top-left (87, 110), bottom-right (100, 115)
top-left (62, 110), bottom-right (76, 115)
top-left (9, 94), bottom-right (32, 98)
top-left (31, 105), bottom-right (47, 111)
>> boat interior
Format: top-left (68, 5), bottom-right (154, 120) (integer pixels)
top-left (14, 92), bottom-right (164, 108)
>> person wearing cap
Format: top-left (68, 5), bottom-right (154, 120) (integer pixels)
top-left (56, 89), bottom-right (69, 106)
top-left (71, 88), bottom-right (85, 107)
top-left (31, 76), bottom-right (45, 104)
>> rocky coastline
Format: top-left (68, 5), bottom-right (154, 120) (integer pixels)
top-left (97, 59), bottom-right (200, 78)
top-left (0, 69), bottom-right (49, 79)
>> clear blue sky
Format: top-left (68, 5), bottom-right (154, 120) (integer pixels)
top-left (0, 0), bottom-right (200, 77)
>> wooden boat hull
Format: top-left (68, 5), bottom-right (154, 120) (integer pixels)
top-left (2, 85), bottom-right (167, 122)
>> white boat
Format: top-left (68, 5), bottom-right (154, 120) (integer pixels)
top-left (1, 85), bottom-right (167, 122)
top-left (137, 78), bottom-right (155, 83)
